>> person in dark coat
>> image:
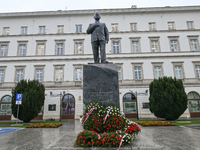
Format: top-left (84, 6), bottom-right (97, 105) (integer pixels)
top-left (87, 12), bottom-right (109, 63)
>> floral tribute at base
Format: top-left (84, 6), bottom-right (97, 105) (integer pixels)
top-left (74, 103), bottom-right (141, 148)
top-left (139, 121), bottom-right (175, 126)
top-left (26, 123), bottom-right (62, 128)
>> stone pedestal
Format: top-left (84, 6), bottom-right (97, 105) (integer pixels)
top-left (83, 63), bottom-right (119, 108)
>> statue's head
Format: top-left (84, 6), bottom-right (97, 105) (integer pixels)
top-left (94, 12), bottom-right (101, 20)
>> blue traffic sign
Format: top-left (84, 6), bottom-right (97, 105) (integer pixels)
top-left (16, 94), bottom-right (22, 104)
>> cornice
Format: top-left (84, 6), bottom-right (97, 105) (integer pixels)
top-left (1, 29), bottom-right (199, 38)
top-left (0, 6), bottom-right (200, 18)
top-left (0, 51), bottom-right (199, 63)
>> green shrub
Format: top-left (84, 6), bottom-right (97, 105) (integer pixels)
top-left (149, 77), bottom-right (188, 120)
top-left (11, 80), bottom-right (45, 123)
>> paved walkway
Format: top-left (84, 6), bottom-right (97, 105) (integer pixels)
top-left (0, 120), bottom-right (200, 150)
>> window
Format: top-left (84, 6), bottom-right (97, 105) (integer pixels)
top-left (57, 43), bottom-right (63, 55)
top-left (187, 21), bottom-right (194, 29)
top-left (74, 39), bottom-right (84, 54)
top-left (36, 40), bottom-right (46, 55)
top-left (18, 41), bottom-right (28, 56)
top-left (57, 25), bottom-right (64, 33)
top-left (54, 65), bottom-right (64, 82)
top-left (188, 36), bottom-right (199, 52)
top-left (1, 45), bottom-right (8, 56)
top-left (168, 36), bottom-right (180, 52)
top-left (113, 42), bottom-right (120, 53)
top-left (152, 62), bottom-right (164, 79)
top-left (149, 37), bottom-right (160, 52)
top-left (132, 63), bottom-right (143, 81)
top-left (16, 69), bottom-right (23, 82)
top-left (15, 66), bottom-right (25, 82)
top-left (168, 22), bottom-right (175, 30)
top-left (3, 27), bottom-right (10, 35)
top-left (170, 40), bottom-right (179, 52)
top-left (187, 92), bottom-right (200, 113)
top-left (34, 65), bottom-right (45, 82)
top-left (149, 22), bottom-right (156, 30)
top-left (112, 23), bottom-right (118, 32)
top-left (130, 23), bottom-right (137, 31)
top-left (190, 40), bottom-right (199, 51)
top-left (55, 40), bottom-right (65, 55)
top-left (36, 69), bottom-right (43, 82)
top-left (39, 26), bottom-right (46, 34)
top-left (0, 66), bottom-right (6, 83)
top-left (175, 66), bottom-right (183, 79)
top-left (21, 27), bottom-right (27, 34)
top-left (18, 44), bottom-right (26, 56)
top-left (195, 65), bottom-right (200, 78)
top-left (0, 70), bottom-right (4, 83)
top-left (154, 66), bottom-right (162, 79)
top-left (134, 66), bottom-right (142, 80)
top-left (142, 102), bottom-right (149, 109)
top-left (0, 95), bottom-right (12, 115)
top-left (76, 25), bottom-right (82, 33)
top-left (130, 37), bottom-right (141, 53)
top-left (48, 104), bottom-right (56, 111)
top-left (111, 38), bottom-right (121, 53)
top-left (75, 68), bottom-right (82, 81)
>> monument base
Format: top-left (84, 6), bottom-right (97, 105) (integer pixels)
top-left (83, 63), bottom-right (119, 108)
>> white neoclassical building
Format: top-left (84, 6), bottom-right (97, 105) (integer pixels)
top-left (0, 5), bottom-right (200, 120)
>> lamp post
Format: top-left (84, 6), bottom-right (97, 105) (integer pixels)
top-left (130, 90), bottom-right (148, 120)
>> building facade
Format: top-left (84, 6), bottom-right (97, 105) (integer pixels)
top-left (0, 6), bottom-right (200, 120)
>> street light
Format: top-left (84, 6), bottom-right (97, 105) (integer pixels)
top-left (130, 90), bottom-right (148, 120)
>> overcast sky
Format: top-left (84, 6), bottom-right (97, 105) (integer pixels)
top-left (0, 0), bottom-right (200, 13)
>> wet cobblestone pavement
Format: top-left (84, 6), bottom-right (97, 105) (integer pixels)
top-left (0, 120), bottom-right (200, 150)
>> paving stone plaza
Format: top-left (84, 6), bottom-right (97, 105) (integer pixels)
top-left (0, 120), bottom-right (200, 150)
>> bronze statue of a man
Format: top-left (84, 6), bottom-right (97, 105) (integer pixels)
top-left (87, 12), bottom-right (109, 63)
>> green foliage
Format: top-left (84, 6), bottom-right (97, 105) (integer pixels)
top-left (149, 77), bottom-right (188, 120)
top-left (11, 80), bottom-right (45, 123)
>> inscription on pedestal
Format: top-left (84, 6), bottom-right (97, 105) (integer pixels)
top-left (83, 64), bottom-right (119, 108)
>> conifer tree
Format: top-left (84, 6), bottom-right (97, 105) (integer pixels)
top-left (149, 77), bottom-right (188, 120)
top-left (11, 80), bottom-right (45, 123)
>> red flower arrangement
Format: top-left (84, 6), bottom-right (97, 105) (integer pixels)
top-left (75, 103), bottom-right (141, 148)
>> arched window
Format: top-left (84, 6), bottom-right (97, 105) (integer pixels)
top-left (123, 93), bottom-right (137, 118)
top-left (0, 95), bottom-right (12, 115)
top-left (187, 92), bottom-right (200, 113)
top-left (62, 94), bottom-right (75, 115)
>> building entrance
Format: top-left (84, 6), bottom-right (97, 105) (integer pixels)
top-left (61, 94), bottom-right (75, 119)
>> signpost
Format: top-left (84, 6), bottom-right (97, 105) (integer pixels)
top-left (16, 94), bottom-right (22, 125)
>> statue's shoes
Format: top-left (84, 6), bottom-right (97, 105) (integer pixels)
top-left (101, 60), bottom-right (109, 63)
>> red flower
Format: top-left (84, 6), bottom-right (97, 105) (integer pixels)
top-left (86, 145), bottom-right (88, 147)
top-left (114, 125), bottom-right (116, 127)
top-left (113, 118), bottom-right (116, 120)
top-left (111, 114), bottom-right (114, 117)
top-left (116, 136), bottom-right (118, 139)
top-left (92, 142), bottom-right (94, 144)
top-left (80, 136), bottom-right (82, 138)
top-left (102, 142), bottom-right (104, 144)
top-left (83, 132), bottom-right (85, 134)
top-left (118, 142), bottom-right (120, 144)
top-left (115, 115), bottom-right (117, 117)
top-left (93, 115), bottom-right (95, 117)
top-left (78, 141), bottom-right (80, 143)
top-left (118, 138), bottom-right (121, 141)
top-left (97, 141), bottom-right (99, 143)
top-left (97, 116), bottom-right (99, 118)
top-left (83, 140), bottom-right (85, 143)
top-left (100, 119), bottom-right (102, 121)
top-left (111, 121), bottom-right (113, 124)
top-left (88, 142), bottom-right (90, 144)
top-left (112, 135), bottom-right (114, 137)
top-left (108, 116), bottom-right (110, 118)
top-left (113, 142), bottom-right (115, 145)
top-left (105, 143), bottom-right (107, 145)
top-left (76, 138), bottom-right (77, 140)
top-left (108, 139), bottom-right (110, 141)
top-left (103, 139), bottom-right (105, 142)
top-left (111, 138), bottom-right (113, 141)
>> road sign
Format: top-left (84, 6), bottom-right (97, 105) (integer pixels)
top-left (16, 94), bottom-right (22, 105)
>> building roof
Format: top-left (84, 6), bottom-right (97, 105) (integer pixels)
top-left (0, 5), bottom-right (200, 18)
